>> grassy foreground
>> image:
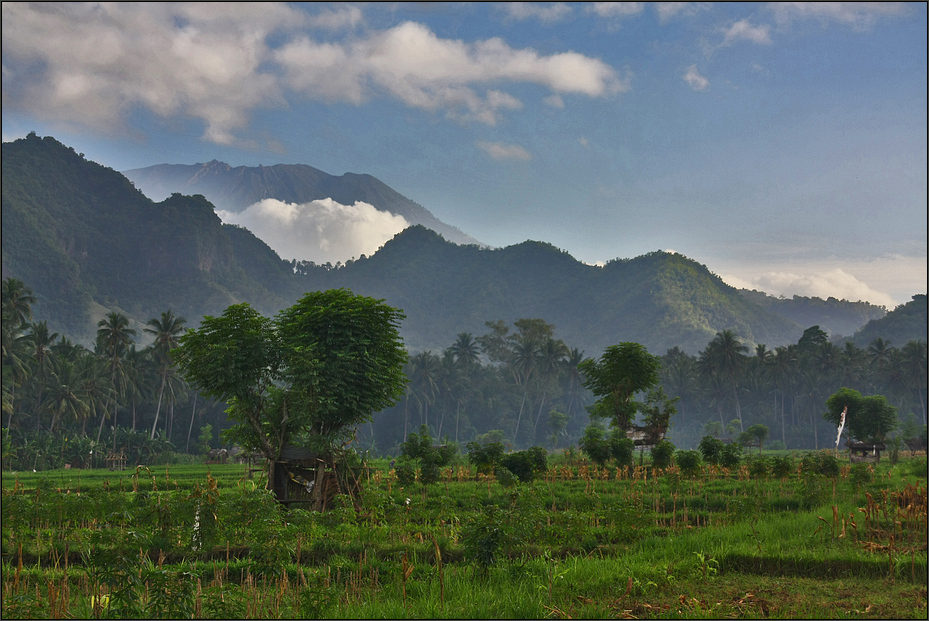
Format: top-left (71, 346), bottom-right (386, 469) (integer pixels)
top-left (1, 453), bottom-right (926, 619)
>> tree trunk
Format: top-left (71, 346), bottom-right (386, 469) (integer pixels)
top-left (185, 393), bottom-right (198, 453)
top-left (513, 390), bottom-right (528, 447)
top-left (150, 372), bottom-right (166, 440)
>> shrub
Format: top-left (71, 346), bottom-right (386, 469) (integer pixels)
top-left (579, 425), bottom-right (612, 466)
top-left (770, 455), bottom-right (794, 479)
top-left (698, 435), bottom-right (724, 465)
top-left (650, 439), bottom-right (675, 470)
top-left (747, 455), bottom-right (769, 478)
top-left (499, 447), bottom-right (548, 483)
top-left (849, 463), bottom-right (873, 488)
top-left (675, 450), bottom-right (702, 477)
top-left (719, 443), bottom-right (743, 469)
top-left (610, 432), bottom-right (635, 468)
top-left (800, 452), bottom-right (839, 478)
top-left (467, 441), bottom-right (505, 474)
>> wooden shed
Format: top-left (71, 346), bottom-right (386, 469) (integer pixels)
top-left (848, 441), bottom-right (886, 463)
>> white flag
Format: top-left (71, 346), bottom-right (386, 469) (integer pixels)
top-left (835, 406), bottom-right (847, 448)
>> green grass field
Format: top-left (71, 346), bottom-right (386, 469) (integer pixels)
top-left (2, 452), bottom-right (926, 619)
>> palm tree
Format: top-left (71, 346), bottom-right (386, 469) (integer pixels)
top-left (144, 310), bottom-right (186, 440)
top-left (701, 330), bottom-right (748, 431)
top-left (96, 312), bottom-right (136, 443)
top-left (1, 278), bottom-right (36, 328)
top-left (45, 356), bottom-right (91, 433)
top-left (531, 337), bottom-right (569, 441)
top-left (562, 347), bottom-right (588, 423)
top-left (661, 347), bottom-right (698, 421)
top-left (766, 346), bottom-right (798, 445)
top-left (901, 340), bottom-right (927, 424)
top-left (509, 333), bottom-right (540, 446)
top-left (25, 321), bottom-right (59, 431)
top-left (449, 332), bottom-right (481, 366)
top-left (408, 351), bottom-right (441, 432)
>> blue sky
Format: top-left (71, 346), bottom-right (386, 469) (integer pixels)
top-left (2, 2), bottom-right (926, 308)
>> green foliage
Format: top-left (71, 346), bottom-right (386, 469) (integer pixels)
top-left (675, 449), bottom-right (702, 477)
top-left (719, 443), bottom-right (743, 469)
top-left (467, 441), bottom-right (505, 475)
top-left (698, 435), bottom-right (724, 466)
top-left (770, 455), bottom-right (794, 479)
top-left (746, 456), bottom-right (770, 478)
top-left (650, 439), bottom-right (675, 470)
top-left (579, 342), bottom-right (662, 430)
top-left (825, 387), bottom-right (898, 443)
top-left (609, 430), bottom-right (636, 468)
top-left (499, 446), bottom-right (547, 483)
top-left (196, 424), bottom-right (213, 455)
top-left (175, 291), bottom-right (407, 461)
top-left (399, 425), bottom-right (453, 487)
top-left (578, 425), bottom-right (612, 466)
top-left (850, 463), bottom-right (873, 487)
top-left (800, 451), bottom-right (840, 478)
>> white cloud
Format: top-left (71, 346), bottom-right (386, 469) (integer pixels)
top-left (1, 2), bottom-right (301, 145)
top-left (307, 5), bottom-right (363, 31)
top-left (721, 19), bottom-right (772, 46)
top-left (720, 267), bottom-right (899, 308)
top-left (276, 21), bottom-right (625, 126)
top-left (578, 136), bottom-right (590, 148)
top-left (768, 2), bottom-right (908, 31)
top-left (217, 198), bottom-right (409, 264)
top-left (476, 141), bottom-right (532, 161)
top-left (1, 5), bottom-right (624, 141)
top-left (655, 3), bottom-right (693, 23)
top-left (684, 64), bottom-right (709, 91)
top-left (502, 2), bottom-right (573, 24)
top-left (587, 3), bottom-right (645, 19)
top-left (544, 94), bottom-right (565, 108)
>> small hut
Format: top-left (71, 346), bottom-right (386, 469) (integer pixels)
top-left (848, 440), bottom-right (886, 463)
top-left (105, 451), bottom-right (127, 471)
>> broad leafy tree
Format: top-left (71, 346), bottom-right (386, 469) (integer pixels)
top-left (174, 290), bottom-right (407, 465)
top-left (824, 387), bottom-right (897, 444)
top-left (579, 342), bottom-right (662, 431)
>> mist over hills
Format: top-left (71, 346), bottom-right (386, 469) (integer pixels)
top-left (123, 160), bottom-right (481, 248)
top-left (4, 133), bottom-right (917, 358)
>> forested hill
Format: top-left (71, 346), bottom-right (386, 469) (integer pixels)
top-left (123, 160), bottom-right (480, 247)
top-left (851, 294), bottom-right (928, 348)
top-left (320, 226), bottom-right (804, 354)
top-left (5, 133), bottom-right (919, 357)
top-left (737, 290), bottom-right (888, 340)
top-left (1, 133), bottom-right (299, 342)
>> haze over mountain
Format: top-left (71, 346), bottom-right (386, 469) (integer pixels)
top-left (123, 160), bottom-right (481, 264)
top-left (4, 134), bottom-right (919, 359)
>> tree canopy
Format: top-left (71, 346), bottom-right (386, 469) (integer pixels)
top-left (173, 289), bottom-right (407, 460)
top-left (824, 387), bottom-right (898, 444)
top-left (579, 342), bottom-right (662, 430)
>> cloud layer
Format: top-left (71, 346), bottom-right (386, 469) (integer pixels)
top-left (218, 198), bottom-right (409, 265)
top-left (1, 3), bottom-right (623, 142)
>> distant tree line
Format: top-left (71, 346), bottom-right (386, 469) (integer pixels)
top-left (3, 277), bottom-right (926, 470)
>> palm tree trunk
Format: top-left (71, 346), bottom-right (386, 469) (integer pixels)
top-left (150, 372), bottom-right (166, 440)
top-left (96, 396), bottom-right (112, 444)
top-left (185, 393), bottom-right (198, 453)
top-left (513, 390), bottom-right (528, 446)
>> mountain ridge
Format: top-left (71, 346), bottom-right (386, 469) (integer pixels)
top-left (123, 159), bottom-right (481, 247)
top-left (3, 133), bottom-right (918, 358)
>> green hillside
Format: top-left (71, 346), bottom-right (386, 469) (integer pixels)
top-left (5, 133), bottom-right (918, 357)
top-left (738, 289), bottom-right (887, 339)
top-left (851, 294), bottom-right (928, 348)
top-left (1, 134), bottom-right (294, 343)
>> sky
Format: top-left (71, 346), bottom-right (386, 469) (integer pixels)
top-left (2, 2), bottom-right (926, 309)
